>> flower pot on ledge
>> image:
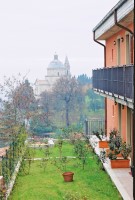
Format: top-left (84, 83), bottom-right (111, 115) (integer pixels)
top-left (62, 172), bottom-right (74, 182)
top-left (99, 141), bottom-right (109, 148)
top-left (110, 159), bottom-right (130, 168)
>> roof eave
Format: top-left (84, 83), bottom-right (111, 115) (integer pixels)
top-left (93, 0), bottom-right (127, 32)
top-left (93, 0), bottom-right (134, 40)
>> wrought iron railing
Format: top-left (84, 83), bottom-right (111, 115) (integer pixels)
top-left (84, 118), bottom-right (105, 136)
top-left (92, 65), bottom-right (134, 100)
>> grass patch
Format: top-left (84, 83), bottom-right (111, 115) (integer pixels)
top-left (31, 141), bottom-right (74, 158)
top-left (9, 141), bottom-right (122, 200)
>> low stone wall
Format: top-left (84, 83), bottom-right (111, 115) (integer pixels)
top-left (2, 141), bottom-right (28, 199)
top-left (5, 159), bottom-right (22, 200)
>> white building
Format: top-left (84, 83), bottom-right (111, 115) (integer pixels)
top-left (35, 53), bottom-right (71, 98)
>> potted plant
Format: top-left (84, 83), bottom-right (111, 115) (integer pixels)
top-left (106, 129), bottom-right (122, 157)
top-left (121, 142), bottom-right (132, 159)
top-left (93, 129), bottom-right (109, 148)
top-left (55, 138), bottom-right (74, 182)
top-left (62, 171), bottom-right (74, 182)
top-left (61, 156), bottom-right (74, 182)
top-left (108, 132), bottom-right (131, 168)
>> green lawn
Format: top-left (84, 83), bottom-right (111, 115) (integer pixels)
top-left (32, 141), bottom-right (74, 158)
top-left (9, 141), bottom-right (122, 200)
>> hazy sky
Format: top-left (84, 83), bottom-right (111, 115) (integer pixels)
top-left (0, 0), bottom-right (119, 84)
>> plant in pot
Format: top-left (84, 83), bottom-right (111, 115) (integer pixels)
top-left (60, 156), bottom-right (74, 182)
top-left (121, 142), bottom-right (132, 159)
top-left (108, 133), bottom-right (132, 168)
top-left (55, 138), bottom-right (74, 182)
top-left (93, 129), bottom-right (109, 148)
top-left (106, 129), bottom-right (122, 157)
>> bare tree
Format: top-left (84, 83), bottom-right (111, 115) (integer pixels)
top-left (13, 79), bottom-right (36, 122)
top-left (0, 76), bottom-right (36, 137)
top-left (53, 76), bottom-right (82, 127)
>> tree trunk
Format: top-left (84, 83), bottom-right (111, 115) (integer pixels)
top-left (65, 101), bottom-right (69, 127)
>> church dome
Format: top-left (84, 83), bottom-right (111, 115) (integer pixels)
top-left (48, 54), bottom-right (64, 68)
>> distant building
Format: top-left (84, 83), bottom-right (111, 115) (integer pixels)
top-left (35, 53), bottom-right (71, 98)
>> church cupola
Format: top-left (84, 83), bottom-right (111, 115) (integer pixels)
top-left (54, 53), bottom-right (58, 60)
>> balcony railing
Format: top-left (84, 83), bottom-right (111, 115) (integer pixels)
top-left (92, 65), bottom-right (134, 100)
top-left (84, 118), bottom-right (105, 136)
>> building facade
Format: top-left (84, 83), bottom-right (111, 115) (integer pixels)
top-left (35, 54), bottom-right (71, 98)
top-left (92, 0), bottom-right (134, 147)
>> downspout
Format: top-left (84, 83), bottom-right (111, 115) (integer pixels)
top-left (93, 31), bottom-right (107, 135)
top-left (93, 31), bottom-right (106, 67)
top-left (114, 9), bottom-right (133, 35)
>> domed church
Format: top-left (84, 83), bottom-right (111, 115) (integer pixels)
top-left (35, 53), bottom-right (71, 98)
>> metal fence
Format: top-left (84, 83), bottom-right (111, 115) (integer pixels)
top-left (84, 118), bottom-right (105, 137)
top-left (92, 65), bottom-right (134, 100)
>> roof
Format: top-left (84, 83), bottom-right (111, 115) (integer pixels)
top-left (93, 0), bottom-right (127, 31)
top-left (93, 0), bottom-right (134, 40)
top-left (35, 80), bottom-right (47, 85)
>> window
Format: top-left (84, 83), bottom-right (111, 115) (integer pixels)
top-left (111, 49), bottom-right (114, 62)
top-left (126, 34), bottom-right (133, 64)
top-left (117, 38), bottom-right (121, 65)
top-left (112, 105), bottom-right (114, 117)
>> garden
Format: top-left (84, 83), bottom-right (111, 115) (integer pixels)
top-left (6, 134), bottom-right (122, 200)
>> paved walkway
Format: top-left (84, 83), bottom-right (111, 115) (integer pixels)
top-left (90, 136), bottom-right (133, 200)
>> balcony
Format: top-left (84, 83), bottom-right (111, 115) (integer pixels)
top-left (92, 65), bottom-right (134, 108)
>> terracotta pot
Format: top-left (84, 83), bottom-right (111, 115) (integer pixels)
top-left (110, 159), bottom-right (130, 168)
top-left (62, 172), bottom-right (74, 182)
top-left (106, 149), bottom-right (122, 157)
top-left (99, 141), bottom-right (109, 148)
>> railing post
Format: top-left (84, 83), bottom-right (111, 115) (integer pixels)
top-left (84, 119), bottom-right (88, 136)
